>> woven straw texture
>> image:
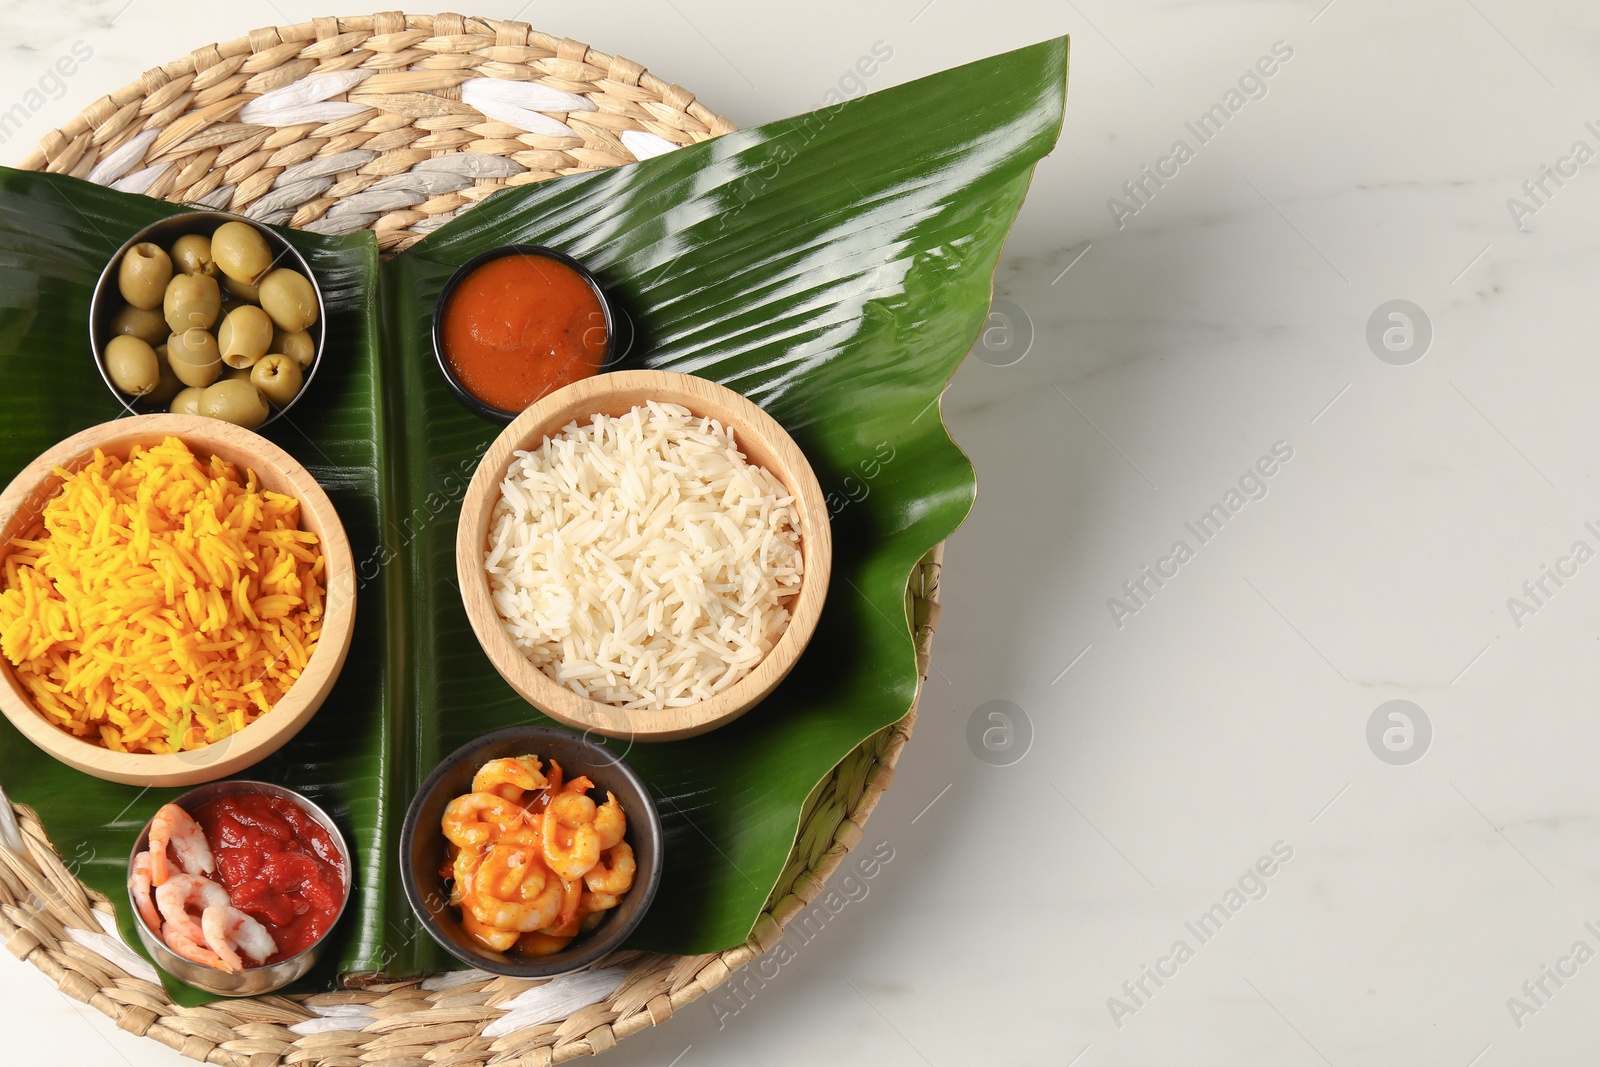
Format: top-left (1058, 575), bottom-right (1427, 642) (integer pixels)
top-left (7, 14), bottom-right (942, 1062)
top-left (19, 11), bottom-right (738, 252)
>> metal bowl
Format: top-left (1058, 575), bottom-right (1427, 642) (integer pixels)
top-left (126, 781), bottom-right (352, 996)
top-left (90, 211), bottom-right (327, 428)
top-left (399, 725), bottom-right (662, 978)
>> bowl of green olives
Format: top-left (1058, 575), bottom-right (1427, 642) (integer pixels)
top-left (90, 211), bottom-right (325, 429)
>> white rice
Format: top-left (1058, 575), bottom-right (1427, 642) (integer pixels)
top-left (485, 401), bottom-right (804, 709)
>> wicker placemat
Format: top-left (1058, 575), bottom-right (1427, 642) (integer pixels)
top-left (21, 11), bottom-right (737, 252)
top-left (5, 13), bottom-right (941, 1064)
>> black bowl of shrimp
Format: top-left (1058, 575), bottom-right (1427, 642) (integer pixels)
top-left (127, 781), bottom-right (351, 996)
top-left (400, 726), bottom-right (662, 978)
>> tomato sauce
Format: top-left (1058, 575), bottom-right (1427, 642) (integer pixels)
top-left (440, 253), bottom-right (608, 414)
top-left (192, 793), bottom-right (346, 964)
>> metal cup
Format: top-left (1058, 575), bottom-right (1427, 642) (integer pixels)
top-left (127, 780), bottom-right (351, 996)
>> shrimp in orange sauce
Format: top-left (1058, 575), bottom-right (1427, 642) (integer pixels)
top-left (441, 753), bottom-right (632, 955)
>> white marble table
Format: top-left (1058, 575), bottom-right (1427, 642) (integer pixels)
top-left (4, 1), bottom-right (1598, 1063)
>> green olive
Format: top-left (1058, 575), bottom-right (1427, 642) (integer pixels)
top-left (250, 353), bottom-right (304, 406)
top-left (217, 305), bottom-right (273, 369)
top-left (163, 273), bottom-right (221, 333)
top-left (169, 386), bottom-right (203, 416)
top-left (224, 365), bottom-right (253, 382)
top-left (222, 273), bottom-right (260, 303)
top-left (197, 379), bottom-right (269, 429)
top-left (166, 327), bottom-right (221, 388)
top-left (271, 327), bottom-right (315, 368)
top-left (109, 304), bottom-right (168, 346)
top-left (104, 335), bottom-right (160, 396)
top-left (145, 351), bottom-right (183, 405)
top-left (257, 268), bottom-right (318, 332)
top-left (116, 242), bottom-right (172, 310)
top-left (212, 221), bottom-right (273, 285)
top-left (169, 233), bottom-right (217, 277)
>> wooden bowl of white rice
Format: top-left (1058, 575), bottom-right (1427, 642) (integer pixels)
top-left (455, 370), bottom-right (831, 741)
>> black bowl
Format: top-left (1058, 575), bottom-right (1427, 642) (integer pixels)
top-left (430, 245), bottom-right (619, 423)
top-left (400, 725), bottom-right (661, 978)
top-left (90, 210), bottom-right (327, 429)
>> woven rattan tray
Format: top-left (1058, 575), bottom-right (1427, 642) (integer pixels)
top-left (3, 13), bottom-right (940, 1064)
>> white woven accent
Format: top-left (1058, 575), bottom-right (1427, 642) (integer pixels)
top-left (324, 189), bottom-right (425, 215)
top-left (620, 130), bottom-right (680, 161)
top-left (460, 77), bottom-right (594, 113)
top-left (86, 129), bottom-right (159, 186)
top-left (481, 967), bottom-right (627, 1038)
top-left (302, 213), bottom-right (376, 235)
top-left (68, 913), bottom-right (161, 985)
top-left (289, 1016), bottom-right (374, 1035)
top-left (0, 789), bottom-right (23, 853)
top-left (367, 170), bottom-right (472, 196)
top-left (241, 70), bottom-right (374, 126)
top-left (190, 185), bottom-right (235, 210)
top-left (409, 214), bottom-right (456, 234)
top-left (309, 1004), bottom-right (378, 1018)
top-left (278, 150), bottom-right (379, 184)
top-left (420, 968), bottom-right (494, 991)
top-left (415, 154), bottom-right (525, 178)
top-left (111, 163), bottom-right (168, 194)
top-left (461, 79), bottom-right (578, 137)
top-left (249, 176), bottom-right (335, 216)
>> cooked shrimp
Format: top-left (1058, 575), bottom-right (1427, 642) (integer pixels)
top-left (475, 845), bottom-right (546, 902)
top-left (462, 913), bottom-right (519, 952)
top-left (543, 815), bottom-right (600, 881)
top-left (530, 877), bottom-right (586, 937)
top-left (554, 875), bottom-right (583, 931)
top-left (549, 789), bottom-right (597, 827)
top-left (583, 842), bottom-right (635, 895)
top-left (162, 920), bottom-right (228, 970)
top-left (513, 930), bottom-right (574, 956)
top-left (466, 870), bottom-right (565, 932)
top-left (496, 815), bottom-right (543, 851)
top-left (472, 756), bottom-right (547, 801)
top-left (448, 846), bottom-right (483, 906)
top-left (155, 872), bottom-right (231, 969)
top-left (201, 904), bottom-right (277, 972)
top-left (540, 789), bottom-right (600, 879)
top-left (581, 888), bottom-right (620, 913)
top-left (540, 760), bottom-right (564, 803)
top-left (592, 792), bottom-right (626, 850)
top-left (539, 914), bottom-right (580, 938)
top-left (128, 851), bottom-right (162, 933)
top-left (445, 755), bottom-right (638, 944)
top-left (155, 873), bottom-right (229, 936)
top-left (442, 793), bottom-right (527, 849)
top-left (147, 803), bottom-right (214, 885)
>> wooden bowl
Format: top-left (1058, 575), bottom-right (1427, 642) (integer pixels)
top-left (455, 370), bottom-right (831, 741)
top-left (0, 414), bottom-right (356, 785)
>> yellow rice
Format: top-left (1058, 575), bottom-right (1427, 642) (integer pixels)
top-left (0, 436), bottom-right (325, 753)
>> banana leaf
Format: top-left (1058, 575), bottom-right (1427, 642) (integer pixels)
top-left (0, 36), bottom-right (1067, 1004)
top-left (0, 178), bottom-right (390, 1001)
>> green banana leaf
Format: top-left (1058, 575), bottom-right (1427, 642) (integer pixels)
top-left (0, 181), bottom-right (391, 1001)
top-left (0, 36), bottom-right (1067, 1005)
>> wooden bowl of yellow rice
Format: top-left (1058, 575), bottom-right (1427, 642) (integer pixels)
top-left (0, 414), bottom-right (355, 786)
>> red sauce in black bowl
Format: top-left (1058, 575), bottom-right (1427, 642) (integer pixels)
top-left (432, 245), bottom-right (616, 422)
